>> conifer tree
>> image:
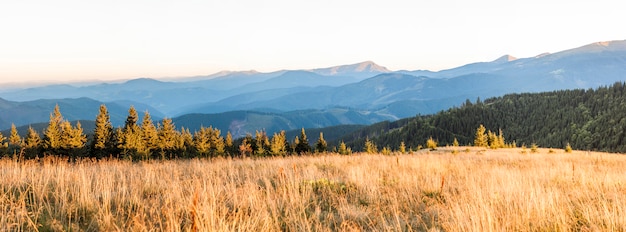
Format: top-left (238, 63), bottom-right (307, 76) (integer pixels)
top-left (211, 127), bottom-right (225, 157)
top-left (193, 126), bottom-right (212, 157)
top-left (487, 130), bottom-right (498, 149)
top-left (157, 118), bottom-right (179, 159)
top-left (474, 124), bottom-right (488, 147)
top-left (24, 126), bottom-right (41, 158)
top-left (292, 136), bottom-right (300, 154)
top-left (364, 137), bottom-right (377, 154)
top-left (118, 106), bottom-right (144, 160)
top-left (295, 128), bottom-right (310, 154)
top-left (254, 131), bottom-right (269, 157)
top-left (399, 141), bottom-right (406, 154)
top-left (338, 141), bottom-right (351, 155)
top-left (381, 146), bottom-right (392, 155)
top-left (315, 132), bottom-right (327, 153)
top-left (497, 129), bottom-right (506, 148)
top-left (61, 121), bottom-right (87, 158)
top-left (214, 137), bottom-right (225, 157)
top-left (178, 127), bottom-right (193, 157)
top-left (9, 124), bottom-right (21, 146)
top-left (270, 130), bottom-right (287, 156)
top-left (141, 111), bottom-right (158, 158)
top-left (91, 104), bottom-right (114, 158)
top-left (426, 137), bottom-right (437, 150)
top-left (43, 104), bottom-right (63, 154)
top-left (239, 134), bottom-right (253, 157)
top-left (9, 124), bottom-right (22, 155)
top-left (225, 131), bottom-right (234, 156)
top-left (452, 138), bottom-right (459, 147)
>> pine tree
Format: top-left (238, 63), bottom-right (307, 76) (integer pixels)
top-left (141, 111), bottom-right (158, 158)
top-left (193, 126), bottom-right (212, 157)
top-left (61, 121), bottom-right (87, 158)
top-left (211, 127), bottom-right (225, 157)
top-left (315, 132), bottom-right (327, 153)
top-left (364, 137), bottom-right (377, 154)
top-left (9, 124), bottom-right (22, 155)
top-left (254, 131), bottom-right (269, 157)
top-left (239, 134), bottom-right (253, 157)
top-left (565, 143), bottom-right (573, 153)
top-left (225, 131), bottom-right (234, 156)
top-left (338, 141), bottom-right (351, 155)
top-left (270, 130), bottom-right (287, 156)
top-left (474, 124), bottom-right (488, 147)
top-left (381, 146), bottom-right (392, 155)
top-left (292, 136), bottom-right (300, 154)
top-left (497, 129), bottom-right (506, 149)
top-left (178, 127), bottom-right (193, 157)
top-left (399, 141), bottom-right (406, 154)
top-left (295, 128), bottom-right (310, 154)
top-left (43, 104), bottom-right (63, 154)
top-left (9, 124), bottom-right (21, 146)
top-left (157, 118), bottom-right (179, 159)
top-left (24, 126), bottom-right (41, 158)
top-left (426, 137), bottom-right (437, 150)
top-left (118, 106), bottom-right (144, 160)
top-left (452, 138), bottom-right (459, 147)
top-left (91, 104), bottom-right (114, 158)
top-left (487, 130), bottom-right (498, 149)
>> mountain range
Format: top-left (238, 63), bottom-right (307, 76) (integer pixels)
top-left (1, 40), bottom-right (625, 136)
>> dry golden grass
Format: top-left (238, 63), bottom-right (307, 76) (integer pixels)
top-left (1, 147), bottom-right (626, 231)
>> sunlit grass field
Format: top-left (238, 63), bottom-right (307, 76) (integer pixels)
top-left (2, 147), bottom-right (625, 231)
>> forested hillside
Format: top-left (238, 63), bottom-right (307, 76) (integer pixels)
top-left (340, 82), bottom-right (626, 153)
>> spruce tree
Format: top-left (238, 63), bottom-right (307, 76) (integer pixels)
top-left (315, 132), bottom-right (327, 153)
top-left (178, 127), bottom-right (193, 157)
top-left (338, 141), bottom-right (351, 155)
top-left (474, 124), bottom-right (488, 147)
top-left (157, 118), bottom-right (178, 159)
top-left (270, 130), bottom-right (287, 156)
top-left (24, 126), bottom-right (41, 158)
top-left (364, 137), bottom-right (377, 154)
top-left (295, 128), bottom-right (310, 154)
top-left (43, 104), bottom-right (63, 154)
top-left (426, 137), bottom-right (437, 150)
top-left (9, 124), bottom-right (21, 146)
top-left (9, 124), bottom-right (22, 155)
top-left (211, 127), bottom-right (225, 157)
top-left (141, 111), bottom-right (158, 158)
top-left (254, 131), bottom-right (269, 157)
top-left (399, 141), bottom-right (406, 154)
top-left (61, 121), bottom-right (87, 158)
top-left (193, 126), bottom-right (212, 157)
top-left (239, 134), bottom-right (253, 157)
top-left (118, 106), bottom-right (144, 160)
top-left (225, 131), bottom-right (234, 156)
top-left (91, 104), bottom-right (114, 158)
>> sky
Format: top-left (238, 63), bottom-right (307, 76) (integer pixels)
top-left (0, 0), bottom-right (624, 84)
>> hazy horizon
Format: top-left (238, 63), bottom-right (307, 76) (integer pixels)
top-left (1, 0), bottom-right (625, 84)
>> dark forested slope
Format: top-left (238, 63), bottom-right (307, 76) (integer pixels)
top-left (339, 82), bottom-right (626, 153)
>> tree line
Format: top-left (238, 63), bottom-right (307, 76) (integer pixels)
top-left (0, 105), bottom-right (336, 160)
top-left (341, 82), bottom-right (626, 153)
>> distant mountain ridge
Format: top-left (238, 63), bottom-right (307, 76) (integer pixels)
top-left (1, 40), bottom-right (626, 136)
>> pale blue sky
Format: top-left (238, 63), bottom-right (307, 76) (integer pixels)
top-left (0, 0), bottom-right (624, 84)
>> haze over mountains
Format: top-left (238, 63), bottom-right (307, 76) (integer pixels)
top-left (1, 40), bottom-right (625, 136)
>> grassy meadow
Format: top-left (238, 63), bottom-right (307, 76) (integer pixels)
top-left (1, 147), bottom-right (625, 231)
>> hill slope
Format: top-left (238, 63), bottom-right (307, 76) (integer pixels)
top-left (338, 82), bottom-right (626, 153)
top-left (0, 97), bottom-right (162, 130)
